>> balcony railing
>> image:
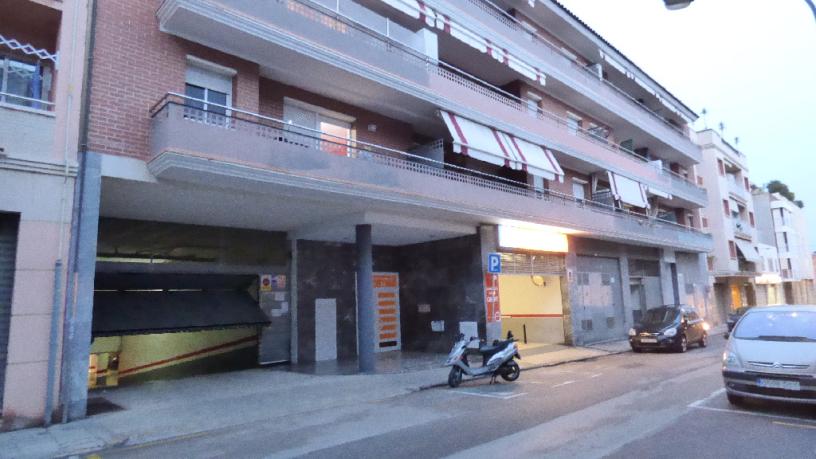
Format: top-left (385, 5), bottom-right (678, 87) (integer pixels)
top-left (295, 0), bottom-right (706, 201)
top-left (149, 93), bottom-right (710, 251)
top-left (732, 220), bottom-right (751, 239)
top-left (158, 0), bottom-right (706, 206)
top-left (458, 0), bottom-right (693, 141)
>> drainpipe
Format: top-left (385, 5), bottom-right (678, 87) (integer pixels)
top-left (58, 0), bottom-right (98, 424)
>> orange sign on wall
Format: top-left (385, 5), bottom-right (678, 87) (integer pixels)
top-left (373, 273), bottom-right (400, 351)
top-left (484, 273), bottom-right (501, 323)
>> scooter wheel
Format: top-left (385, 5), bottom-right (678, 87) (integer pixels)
top-left (448, 367), bottom-right (463, 388)
top-left (500, 361), bottom-right (520, 382)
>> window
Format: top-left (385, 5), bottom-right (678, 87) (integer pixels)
top-left (687, 215), bottom-right (694, 228)
top-left (749, 212), bottom-right (755, 227)
top-left (743, 176), bottom-right (750, 191)
top-left (524, 91), bottom-right (541, 117)
top-left (283, 98), bottom-right (355, 156)
top-left (184, 57), bottom-right (234, 124)
top-left (697, 176), bottom-right (704, 186)
top-left (723, 199), bottom-right (730, 216)
top-left (702, 217), bottom-right (709, 228)
top-left (729, 240), bottom-right (737, 259)
top-left (0, 55), bottom-right (53, 108)
top-left (783, 232), bottom-right (790, 251)
top-left (717, 159), bottom-right (725, 176)
top-left (572, 179), bottom-right (586, 201)
top-left (566, 113), bottom-right (582, 135)
top-left (707, 256), bottom-right (715, 271)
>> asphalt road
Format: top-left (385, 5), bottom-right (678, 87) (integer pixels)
top-left (92, 334), bottom-right (816, 458)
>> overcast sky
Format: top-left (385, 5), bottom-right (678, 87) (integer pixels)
top-left (557, 0), bottom-right (816, 250)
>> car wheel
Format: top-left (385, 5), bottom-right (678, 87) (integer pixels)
top-left (631, 346), bottom-right (642, 353)
top-left (675, 335), bottom-right (688, 353)
top-left (699, 332), bottom-right (708, 348)
top-left (448, 367), bottom-right (463, 388)
top-left (727, 393), bottom-right (744, 406)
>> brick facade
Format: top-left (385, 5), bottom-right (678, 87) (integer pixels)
top-left (87, 0), bottom-right (260, 159)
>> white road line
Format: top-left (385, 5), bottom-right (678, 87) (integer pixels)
top-left (688, 388), bottom-right (726, 408)
top-left (690, 405), bottom-right (816, 424)
top-left (450, 390), bottom-right (528, 400)
top-left (551, 380), bottom-right (576, 388)
top-left (589, 373), bottom-right (603, 378)
top-left (773, 421), bottom-right (816, 430)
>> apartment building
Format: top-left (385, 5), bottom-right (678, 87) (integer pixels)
top-left (0, 0), bottom-right (90, 429)
top-left (753, 189), bottom-right (816, 304)
top-left (5, 0), bottom-right (713, 423)
top-left (696, 129), bottom-right (761, 317)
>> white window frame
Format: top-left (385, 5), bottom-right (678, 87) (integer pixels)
top-left (184, 56), bottom-right (235, 122)
top-left (283, 97), bottom-right (357, 154)
top-left (566, 112), bottom-right (582, 135)
top-left (524, 91), bottom-right (542, 117)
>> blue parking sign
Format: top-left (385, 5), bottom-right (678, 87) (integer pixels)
top-left (487, 253), bottom-right (501, 273)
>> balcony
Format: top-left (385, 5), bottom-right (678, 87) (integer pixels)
top-left (156, 0), bottom-right (707, 207)
top-left (732, 219), bottom-right (752, 240)
top-left (439, 0), bottom-right (701, 162)
top-left (0, 94), bottom-right (55, 163)
top-left (148, 94), bottom-right (712, 252)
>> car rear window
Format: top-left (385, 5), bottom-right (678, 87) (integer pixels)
top-left (733, 311), bottom-right (816, 341)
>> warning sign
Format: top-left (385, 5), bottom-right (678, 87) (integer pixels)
top-left (260, 274), bottom-right (273, 292)
top-left (484, 273), bottom-right (501, 323)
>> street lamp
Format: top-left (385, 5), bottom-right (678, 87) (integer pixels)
top-left (663, 0), bottom-right (694, 9)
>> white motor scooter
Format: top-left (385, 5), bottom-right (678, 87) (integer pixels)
top-left (445, 331), bottom-right (521, 387)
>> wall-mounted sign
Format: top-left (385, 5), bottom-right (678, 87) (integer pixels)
top-left (260, 274), bottom-right (273, 292)
top-left (484, 273), bottom-right (501, 323)
top-left (498, 225), bottom-right (568, 253)
top-left (487, 252), bottom-right (502, 273)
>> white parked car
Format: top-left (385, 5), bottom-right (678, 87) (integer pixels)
top-left (722, 305), bottom-right (816, 405)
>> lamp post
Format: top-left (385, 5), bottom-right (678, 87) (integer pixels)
top-left (665, 0), bottom-right (816, 22)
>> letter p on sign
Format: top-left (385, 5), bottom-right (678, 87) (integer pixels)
top-left (487, 253), bottom-right (501, 273)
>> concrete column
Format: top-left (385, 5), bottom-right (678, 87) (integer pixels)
top-left (478, 225), bottom-right (500, 342)
top-left (563, 246), bottom-right (581, 346)
top-left (356, 224), bottom-right (376, 373)
top-left (617, 252), bottom-right (632, 328)
top-left (289, 239), bottom-right (299, 364)
top-left (60, 151), bottom-right (102, 421)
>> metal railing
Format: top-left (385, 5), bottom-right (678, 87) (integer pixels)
top-left (295, 0), bottom-right (704, 195)
top-left (150, 93), bottom-right (707, 238)
top-left (460, 0), bottom-right (692, 138)
top-left (0, 91), bottom-right (55, 112)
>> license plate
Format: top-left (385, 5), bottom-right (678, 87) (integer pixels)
top-left (640, 338), bottom-right (658, 343)
top-left (757, 378), bottom-right (801, 391)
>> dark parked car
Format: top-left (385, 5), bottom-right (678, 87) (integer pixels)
top-left (726, 306), bottom-right (753, 333)
top-left (629, 305), bottom-right (710, 353)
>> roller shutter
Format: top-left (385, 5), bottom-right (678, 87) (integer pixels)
top-left (0, 214), bottom-right (19, 415)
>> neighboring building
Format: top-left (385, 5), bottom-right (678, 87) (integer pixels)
top-left (753, 189), bottom-right (816, 305)
top-left (5, 0), bottom-right (713, 426)
top-left (695, 129), bottom-right (760, 318)
top-left (0, 0), bottom-right (90, 429)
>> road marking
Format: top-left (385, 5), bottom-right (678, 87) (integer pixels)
top-left (773, 421), bottom-right (816, 430)
top-left (551, 380), bottom-right (576, 388)
top-left (688, 388), bottom-right (726, 407)
top-left (450, 390), bottom-right (528, 400)
top-left (589, 373), bottom-right (603, 378)
top-left (690, 405), bottom-right (816, 424)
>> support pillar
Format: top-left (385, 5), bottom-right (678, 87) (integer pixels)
top-left (356, 224), bottom-right (376, 373)
top-left (60, 151), bottom-right (101, 421)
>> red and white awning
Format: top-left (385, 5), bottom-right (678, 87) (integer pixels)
top-left (607, 172), bottom-right (650, 209)
top-left (441, 110), bottom-right (563, 182)
top-left (381, 1), bottom-right (546, 87)
top-left (381, 0), bottom-right (436, 27)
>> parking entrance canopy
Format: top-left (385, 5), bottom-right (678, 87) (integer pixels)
top-left (92, 290), bottom-right (270, 337)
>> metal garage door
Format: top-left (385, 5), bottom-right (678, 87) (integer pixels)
top-left (575, 256), bottom-right (625, 343)
top-left (0, 214), bottom-right (19, 414)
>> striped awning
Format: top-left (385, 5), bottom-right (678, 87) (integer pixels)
top-left (608, 172), bottom-right (649, 208)
top-left (441, 110), bottom-right (563, 181)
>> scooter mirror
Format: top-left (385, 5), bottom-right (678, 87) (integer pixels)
top-left (507, 330), bottom-right (514, 340)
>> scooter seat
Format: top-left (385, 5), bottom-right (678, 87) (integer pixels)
top-left (478, 340), bottom-right (512, 356)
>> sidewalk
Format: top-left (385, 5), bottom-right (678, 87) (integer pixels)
top-left (0, 342), bottom-right (630, 459)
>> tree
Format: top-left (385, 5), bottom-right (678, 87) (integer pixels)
top-left (766, 180), bottom-right (804, 208)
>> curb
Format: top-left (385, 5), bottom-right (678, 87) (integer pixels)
top-left (416, 348), bottom-right (631, 390)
